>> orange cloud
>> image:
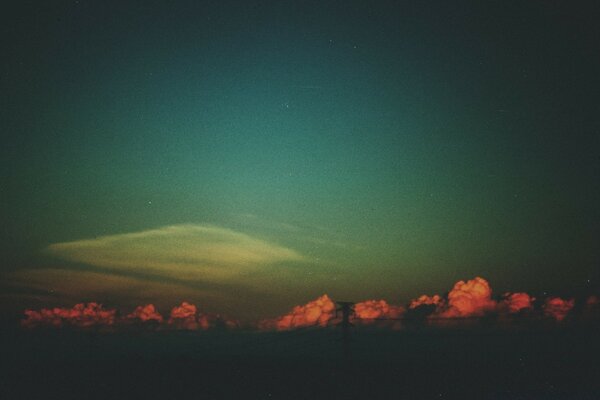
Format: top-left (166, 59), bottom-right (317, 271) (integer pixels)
top-left (500, 292), bottom-right (535, 314)
top-left (22, 303), bottom-right (116, 328)
top-left (259, 294), bottom-right (336, 330)
top-left (409, 294), bottom-right (443, 310)
top-left (437, 277), bottom-right (497, 318)
top-left (168, 302), bottom-right (199, 330)
top-left (354, 299), bottom-right (404, 321)
top-left (543, 297), bottom-right (575, 321)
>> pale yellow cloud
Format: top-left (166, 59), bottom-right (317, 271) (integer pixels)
top-left (45, 224), bottom-right (305, 282)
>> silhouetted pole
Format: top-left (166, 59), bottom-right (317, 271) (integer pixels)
top-left (336, 301), bottom-right (355, 363)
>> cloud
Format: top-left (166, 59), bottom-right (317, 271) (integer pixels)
top-left (409, 294), bottom-right (444, 310)
top-left (46, 224), bottom-right (305, 283)
top-left (409, 277), bottom-right (498, 320)
top-left (260, 296), bottom-right (407, 330)
top-left (7, 268), bottom-right (219, 307)
top-left (437, 277), bottom-right (497, 318)
top-left (259, 294), bottom-right (336, 330)
top-left (500, 292), bottom-right (535, 314)
top-left (21, 301), bottom-right (239, 331)
top-left (353, 299), bottom-right (404, 329)
top-left (126, 304), bottom-right (164, 323)
top-left (22, 303), bottom-right (116, 328)
top-left (543, 297), bottom-right (575, 321)
top-left (354, 299), bottom-right (404, 321)
top-left (168, 301), bottom-right (199, 330)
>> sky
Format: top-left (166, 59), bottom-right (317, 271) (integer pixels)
top-left (1, 1), bottom-right (598, 322)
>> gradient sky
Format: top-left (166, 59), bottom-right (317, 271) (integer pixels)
top-left (1, 1), bottom-right (598, 321)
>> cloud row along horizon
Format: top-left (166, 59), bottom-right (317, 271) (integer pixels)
top-left (21, 277), bottom-right (600, 330)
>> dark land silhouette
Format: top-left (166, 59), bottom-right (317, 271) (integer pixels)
top-left (2, 318), bottom-right (599, 399)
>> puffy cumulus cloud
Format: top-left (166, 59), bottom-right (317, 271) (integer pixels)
top-left (500, 292), bottom-right (535, 314)
top-left (45, 224), bottom-right (305, 283)
top-left (168, 302), bottom-right (199, 330)
top-left (126, 304), bottom-right (163, 323)
top-left (22, 303), bottom-right (116, 328)
top-left (259, 295), bottom-right (336, 331)
top-left (437, 277), bottom-right (497, 318)
top-left (543, 297), bottom-right (575, 321)
top-left (354, 300), bottom-right (404, 321)
top-left (353, 299), bottom-right (404, 329)
top-left (409, 294), bottom-right (444, 310)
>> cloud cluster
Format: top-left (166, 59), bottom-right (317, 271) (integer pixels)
top-left (19, 276), bottom-right (597, 331)
top-left (409, 277), bottom-right (522, 319)
top-left (22, 303), bottom-right (116, 328)
top-left (260, 296), bottom-right (408, 330)
top-left (259, 294), bottom-right (336, 330)
top-left (22, 301), bottom-right (237, 330)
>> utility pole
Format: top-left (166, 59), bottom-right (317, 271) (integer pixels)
top-left (336, 301), bottom-right (355, 363)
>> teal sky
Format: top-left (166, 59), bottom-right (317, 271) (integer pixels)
top-left (1, 1), bottom-right (598, 321)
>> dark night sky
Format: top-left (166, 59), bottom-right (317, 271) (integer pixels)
top-left (1, 1), bottom-right (598, 321)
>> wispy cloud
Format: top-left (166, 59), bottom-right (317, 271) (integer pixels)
top-left (45, 224), bottom-right (305, 282)
top-left (8, 268), bottom-right (219, 306)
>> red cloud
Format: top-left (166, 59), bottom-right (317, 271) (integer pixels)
top-left (22, 303), bottom-right (116, 328)
top-left (543, 297), bottom-right (575, 321)
top-left (126, 304), bottom-right (163, 323)
top-left (259, 294), bottom-right (336, 330)
top-left (500, 292), bottom-right (535, 314)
